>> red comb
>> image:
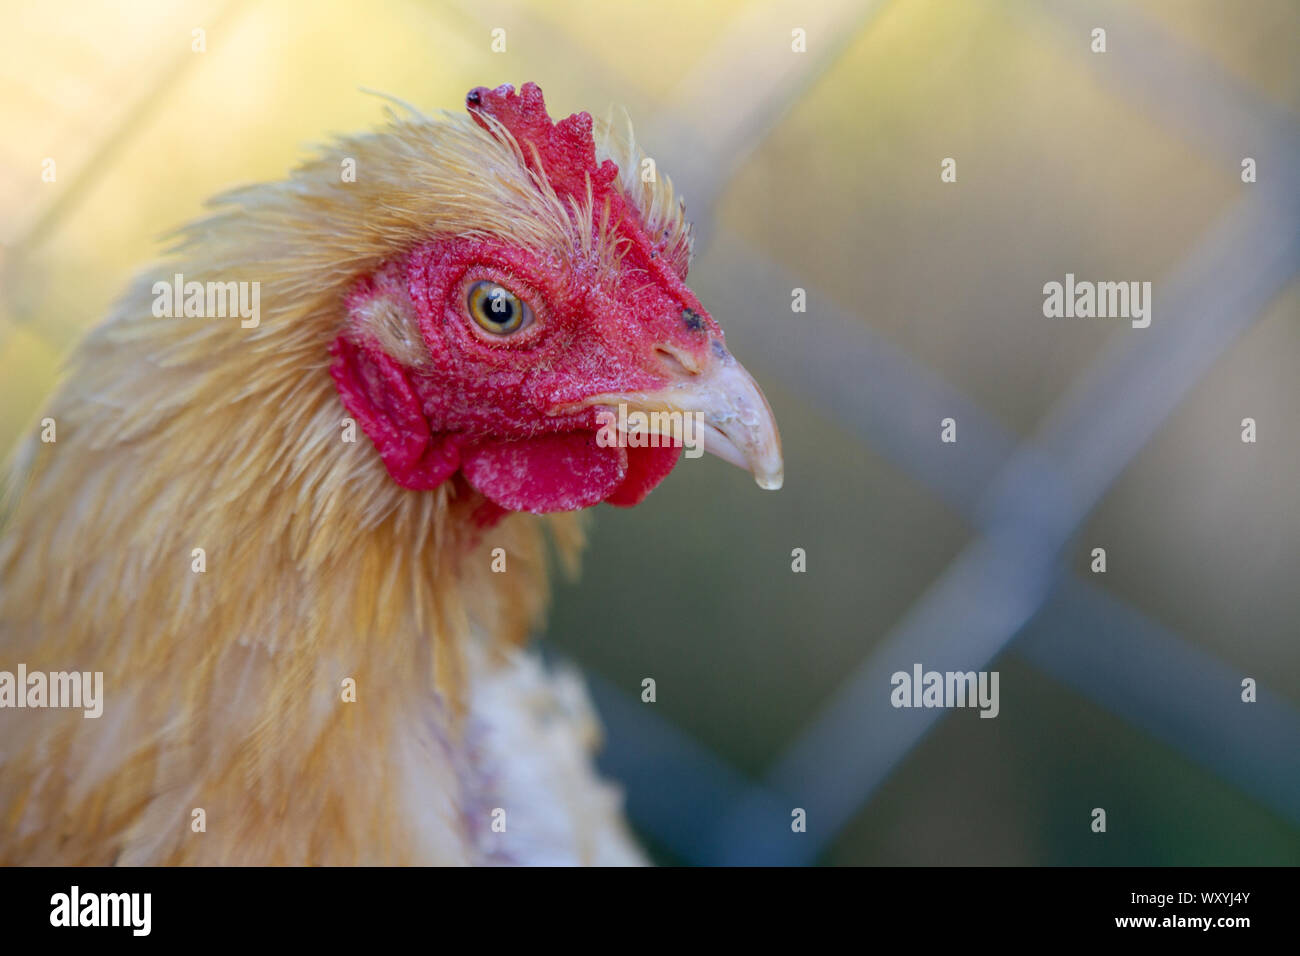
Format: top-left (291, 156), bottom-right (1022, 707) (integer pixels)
top-left (466, 82), bottom-right (619, 202)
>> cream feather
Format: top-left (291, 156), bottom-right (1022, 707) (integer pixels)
top-left (0, 101), bottom-right (676, 864)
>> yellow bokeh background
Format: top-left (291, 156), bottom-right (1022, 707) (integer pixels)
top-left (2, 0), bottom-right (1297, 864)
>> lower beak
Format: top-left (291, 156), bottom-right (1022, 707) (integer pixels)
top-left (571, 349), bottom-right (784, 491)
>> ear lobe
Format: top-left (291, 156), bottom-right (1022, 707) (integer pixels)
top-left (329, 334), bottom-right (461, 489)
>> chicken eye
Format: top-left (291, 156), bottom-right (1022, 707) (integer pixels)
top-left (467, 280), bottom-right (532, 335)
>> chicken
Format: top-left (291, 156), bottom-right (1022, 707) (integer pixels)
top-left (0, 82), bottom-right (782, 865)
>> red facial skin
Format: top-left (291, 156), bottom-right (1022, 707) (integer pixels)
top-left (329, 83), bottom-right (723, 518)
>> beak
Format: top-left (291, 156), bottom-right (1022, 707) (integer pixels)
top-left (568, 345), bottom-right (784, 491)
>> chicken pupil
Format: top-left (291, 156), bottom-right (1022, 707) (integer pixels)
top-left (486, 287), bottom-right (515, 323)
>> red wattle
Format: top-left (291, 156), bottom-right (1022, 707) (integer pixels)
top-left (461, 432), bottom-right (628, 513)
top-left (605, 445), bottom-right (682, 507)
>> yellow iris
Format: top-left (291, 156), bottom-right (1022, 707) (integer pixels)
top-left (467, 280), bottom-right (531, 335)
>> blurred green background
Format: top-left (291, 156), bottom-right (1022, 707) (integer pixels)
top-left (2, 0), bottom-right (1297, 864)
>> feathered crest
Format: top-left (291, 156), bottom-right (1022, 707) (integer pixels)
top-left (593, 106), bottom-right (694, 279)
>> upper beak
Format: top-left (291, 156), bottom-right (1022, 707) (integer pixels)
top-left (567, 344), bottom-right (784, 491)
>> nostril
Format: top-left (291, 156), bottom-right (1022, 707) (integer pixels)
top-left (654, 344), bottom-right (702, 377)
top-left (681, 308), bottom-right (706, 332)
